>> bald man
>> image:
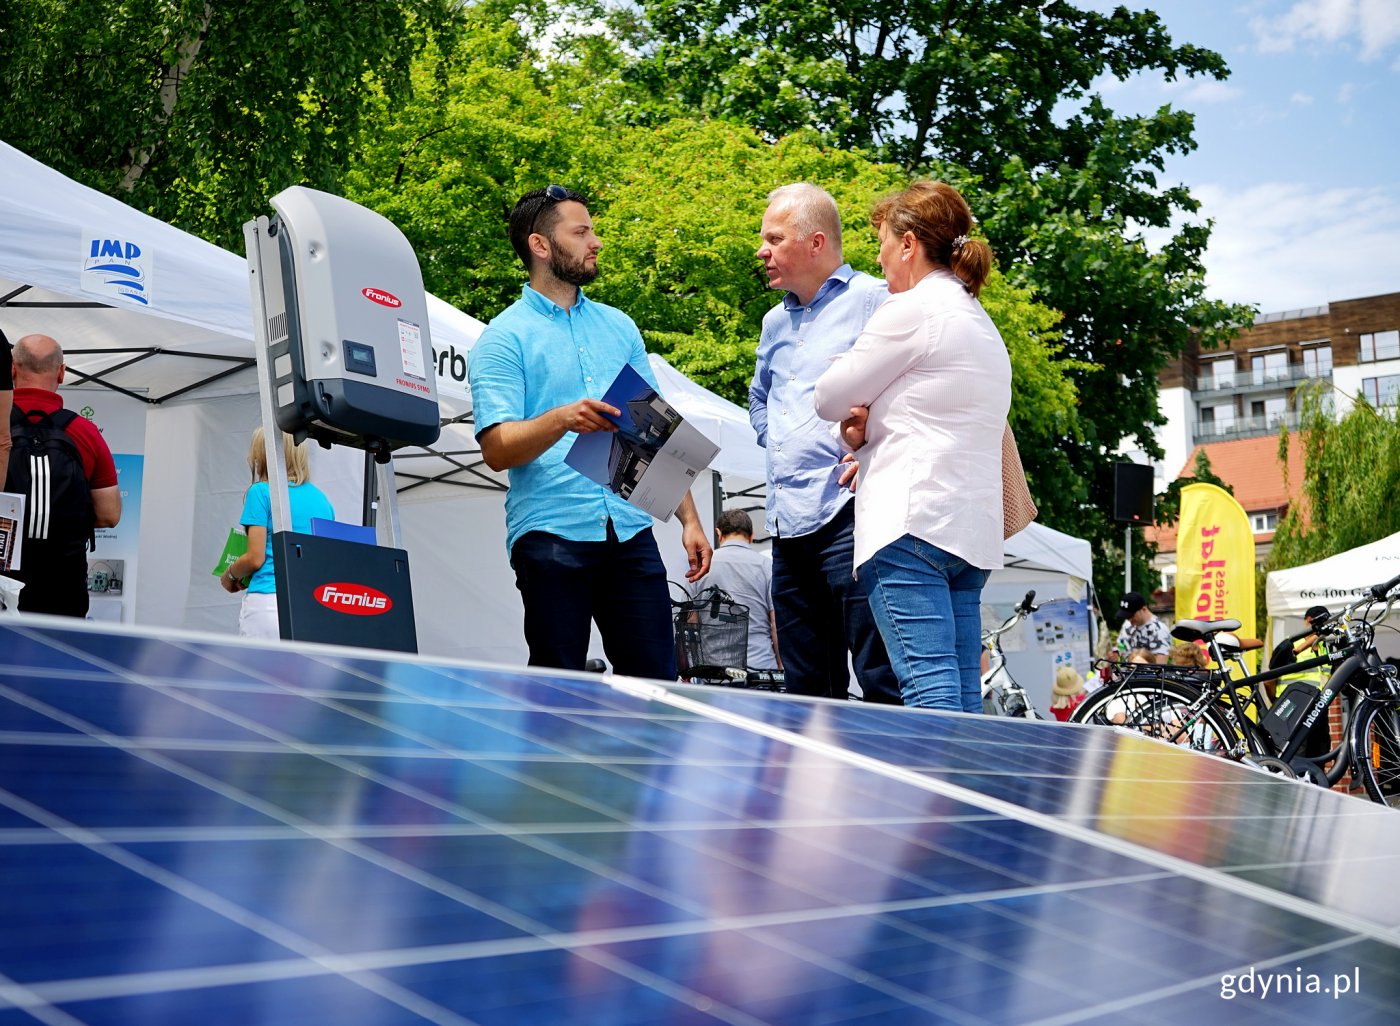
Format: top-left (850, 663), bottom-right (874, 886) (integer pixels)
top-left (749, 183), bottom-right (900, 705)
top-left (6, 334), bottom-right (121, 615)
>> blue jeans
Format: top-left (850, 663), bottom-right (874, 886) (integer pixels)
top-left (771, 502), bottom-right (901, 704)
top-left (861, 534), bottom-right (989, 712)
top-left (509, 525), bottom-right (675, 680)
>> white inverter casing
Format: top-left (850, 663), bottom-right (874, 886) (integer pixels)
top-left (267, 186), bottom-right (440, 449)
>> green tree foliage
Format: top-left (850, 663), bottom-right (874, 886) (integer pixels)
top-left (568, 0), bottom-right (1252, 589)
top-left (345, 44), bottom-right (1082, 438)
top-left (1270, 384), bottom-right (1400, 571)
top-left (1, 0), bottom-right (461, 249)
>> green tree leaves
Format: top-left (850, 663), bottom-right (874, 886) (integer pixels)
top-left (1271, 385), bottom-right (1400, 570)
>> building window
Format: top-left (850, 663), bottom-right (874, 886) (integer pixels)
top-left (1250, 512), bottom-right (1278, 533)
top-left (1206, 358), bottom-right (1235, 389)
top-left (1301, 345), bottom-right (1332, 377)
top-left (1362, 375), bottom-right (1400, 407)
top-left (1251, 350), bottom-right (1288, 385)
top-left (1200, 403), bottom-right (1235, 435)
top-left (1250, 396), bottom-right (1287, 428)
top-left (1360, 330), bottom-right (1400, 363)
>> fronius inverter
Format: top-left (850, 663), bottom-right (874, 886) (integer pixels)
top-left (265, 185), bottom-right (440, 450)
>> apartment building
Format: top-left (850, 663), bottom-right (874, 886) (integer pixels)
top-left (1145, 290), bottom-right (1400, 596)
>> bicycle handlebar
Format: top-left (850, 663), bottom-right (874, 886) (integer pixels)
top-left (1370, 572), bottom-right (1400, 601)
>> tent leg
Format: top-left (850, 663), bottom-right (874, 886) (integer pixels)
top-left (1124, 525), bottom-right (1132, 593)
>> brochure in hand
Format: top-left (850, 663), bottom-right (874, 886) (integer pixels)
top-left (564, 364), bottom-right (719, 521)
top-left (211, 527), bottom-right (249, 577)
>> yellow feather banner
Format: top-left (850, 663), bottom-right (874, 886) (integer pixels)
top-left (1175, 482), bottom-right (1257, 672)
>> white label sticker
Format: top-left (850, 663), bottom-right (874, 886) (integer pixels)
top-left (398, 319), bottom-right (425, 380)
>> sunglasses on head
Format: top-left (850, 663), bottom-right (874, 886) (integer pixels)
top-left (529, 184), bottom-right (572, 236)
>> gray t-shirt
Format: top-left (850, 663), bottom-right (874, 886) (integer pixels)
top-left (690, 539), bottom-right (777, 669)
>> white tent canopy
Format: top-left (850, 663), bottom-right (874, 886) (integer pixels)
top-left (2, 140), bottom-right (1098, 672)
top-left (1266, 531), bottom-right (1400, 622)
top-left (0, 140), bottom-right (483, 406)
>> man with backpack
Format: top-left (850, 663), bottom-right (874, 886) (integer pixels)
top-left (5, 334), bottom-right (121, 616)
top-left (0, 328), bottom-right (12, 470)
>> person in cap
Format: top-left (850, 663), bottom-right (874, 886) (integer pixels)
top-left (1267, 605), bottom-right (1330, 674)
top-left (1116, 591), bottom-right (1170, 664)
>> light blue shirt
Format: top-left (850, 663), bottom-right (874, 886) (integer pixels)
top-left (470, 285), bottom-right (659, 552)
top-left (238, 481), bottom-right (335, 594)
top-left (748, 266), bottom-right (887, 538)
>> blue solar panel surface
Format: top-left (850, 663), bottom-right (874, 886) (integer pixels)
top-left (2, 617), bottom-right (1399, 1025)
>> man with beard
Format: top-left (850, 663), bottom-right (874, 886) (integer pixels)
top-left (470, 185), bottom-right (711, 679)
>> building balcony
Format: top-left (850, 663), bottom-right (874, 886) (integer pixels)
top-left (1191, 365), bottom-right (1331, 397)
top-left (1191, 411), bottom-right (1300, 444)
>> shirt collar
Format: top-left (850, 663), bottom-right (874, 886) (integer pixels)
top-left (781, 263), bottom-right (857, 311)
top-left (519, 283), bottom-right (589, 317)
top-left (717, 538), bottom-right (752, 549)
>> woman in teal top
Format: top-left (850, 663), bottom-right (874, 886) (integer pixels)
top-left (220, 427), bottom-right (334, 639)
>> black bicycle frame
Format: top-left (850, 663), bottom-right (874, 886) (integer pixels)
top-left (1274, 653), bottom-right (1361, 763)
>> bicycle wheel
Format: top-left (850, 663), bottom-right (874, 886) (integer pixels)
top-left (1350, 700), bottom-right (1400, 808)
top-left (1071, 679), bottom-right (1238, 755)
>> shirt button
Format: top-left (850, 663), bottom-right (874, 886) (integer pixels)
top-left (586, 376), bottom-right (592, 382)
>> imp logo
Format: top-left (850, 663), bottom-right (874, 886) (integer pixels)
top-left (362, 287), bottom-right (402, 308)
top-left (82, 237), bottom-right (150, 306)
top-left (315, 582), bottom-right (393, 616)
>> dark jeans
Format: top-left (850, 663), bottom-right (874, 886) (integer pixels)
top-left (771, 502), bottom-right (901, 704)
top-left (13, 547), bottom-right (89, 617)
top-left (510, 525), bottom-right (676, 681)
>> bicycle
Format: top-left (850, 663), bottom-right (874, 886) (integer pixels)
top-left (1070, 571), bottom-right (1400, 805)
top-left (669, 581), bottom-right (787, 693)
top-left (981, 589), bottom-right (1046, 719)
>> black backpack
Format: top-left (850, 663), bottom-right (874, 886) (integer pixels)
top-left (6, 406), bottom-right (97, 557)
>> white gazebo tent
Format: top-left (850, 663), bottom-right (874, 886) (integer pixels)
top-left (1265, 531), bottom-right (1400, 659)
top-left (2, 139), bottom-right (1100, 676)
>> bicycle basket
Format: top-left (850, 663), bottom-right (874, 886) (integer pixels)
top-left (673, 586), bottom-right (750, 674)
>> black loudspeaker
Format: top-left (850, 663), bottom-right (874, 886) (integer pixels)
top-left (1113, 462), bottom-right (1155, 524)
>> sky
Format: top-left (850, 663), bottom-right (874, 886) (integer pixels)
top-left (1085, 0), bottom-right (1400, 313)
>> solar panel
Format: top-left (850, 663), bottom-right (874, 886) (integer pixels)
top-left (3, 617), bottom-right (1399, 1025)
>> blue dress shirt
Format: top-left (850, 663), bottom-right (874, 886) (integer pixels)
top-left (470, 285), bottom-right (659, 553)
top-left (748, 265), bottom-right (888, 538)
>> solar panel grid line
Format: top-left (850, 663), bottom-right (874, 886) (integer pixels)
top-left (0, 813), bottom-right (1012, 850)
top-left (24, 653), bottom-right (1226, 1024)
top-left (963, 840), bottom-right (1310, 966)
top-left (7, 620), bottom-right (1400, 1023)
top-left (3, 875), bottom-right (1166, 1004)
top-left (1, 761), bottom-right (775, 1025)
top-left (5, 630), bottom-right (1037, 1023)
top-left (0, 972), bottom-right (89, 1026)
top-left (1, 675), bottom-right (655, 933)
top-left (617, 677), bottom-right (1400, 952)
top-left (5, 635), bottom-right (1125, 1019)
top-left (0, 785), bottom-right (479, 1026)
